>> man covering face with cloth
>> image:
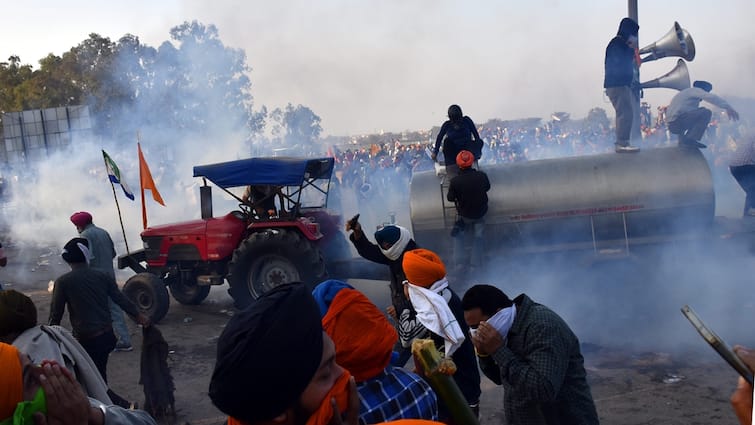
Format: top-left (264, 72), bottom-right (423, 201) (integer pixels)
top-left (401, 249), bottom-right (481, 421)
top-left (461, 284), bottom-right (599, 425)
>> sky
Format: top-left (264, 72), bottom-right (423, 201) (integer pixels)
top-left (2, 1), bottom-right (754, 136)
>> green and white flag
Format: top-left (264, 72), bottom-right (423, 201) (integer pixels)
top-left (102, 150), bottom-right (135, 200)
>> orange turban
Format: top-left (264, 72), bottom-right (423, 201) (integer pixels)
top-left (322, 288), bottom-right (397, 382)
top-left (402, 249), bottom-right (446, 288)
top-left (456, 150), bottom-right (475, 169)
top-left (0, 343), bottom-right (23, 420)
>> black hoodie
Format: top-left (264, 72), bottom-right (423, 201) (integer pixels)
top-left (603, 17), bottom-right (639, 88)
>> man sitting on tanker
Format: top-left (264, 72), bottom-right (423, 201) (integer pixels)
top-left (666, 80), bottom-right (739, 149)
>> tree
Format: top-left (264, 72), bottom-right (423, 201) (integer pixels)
top-left (0, 56), bottom-right (35, 114)
top-left (270, 103), bottom-right (322, 149)
top-left (585, 107), bottom-right (611, 133)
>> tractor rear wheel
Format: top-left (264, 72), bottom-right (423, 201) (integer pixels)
top-left (227, 229), bottom-right (326, 309)
top-left (122, 273), bottom-right (170, 323)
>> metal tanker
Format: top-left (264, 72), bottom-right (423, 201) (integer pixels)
top-left (410, 147), bottom-right (722, 260)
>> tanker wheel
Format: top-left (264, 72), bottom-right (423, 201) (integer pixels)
top-left (169, 276), bottom-right (211, 305)
top-left (227, 229), bottom-right (327, 309)
top-left (122, 273), bottom-right (170, 323)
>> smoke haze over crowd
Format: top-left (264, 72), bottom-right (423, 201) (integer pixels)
top-left (1, 0), bottom-right (754, 361)
top-left (2, 1), bottom-right (754, 135)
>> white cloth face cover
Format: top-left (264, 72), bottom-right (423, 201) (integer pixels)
top-left (406, 277), bottom-right (465, 356)
top-left (485, 305), bottom-right (517, 341)
top-left (379, 226), bottom-right (411, 261)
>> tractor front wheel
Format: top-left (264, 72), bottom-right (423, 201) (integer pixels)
top-left (122, 273), bottom-right (170, 323)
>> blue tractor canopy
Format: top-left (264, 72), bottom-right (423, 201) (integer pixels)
top-left (193, 157), bottom-right (336, 211)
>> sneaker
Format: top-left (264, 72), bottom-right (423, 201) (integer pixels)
top-left (114, 344), bottom-right (133, 352)
top-left (615, 145), bottom-right (640, 153)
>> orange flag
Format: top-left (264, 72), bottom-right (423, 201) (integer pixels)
top-left (138, 142), bottom-right (165, 229)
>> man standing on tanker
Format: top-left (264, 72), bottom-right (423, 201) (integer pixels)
top-left (431, 104), bottom-right (484, 177)
top-left (604, 17), bottom-right (641, 153)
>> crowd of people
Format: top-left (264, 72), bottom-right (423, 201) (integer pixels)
top-left (1, 220), bottom-right (754, 425)
top-left (327, 109), bottom-right (746, 215)
top-left (2, 13), bottom-right (754, 423)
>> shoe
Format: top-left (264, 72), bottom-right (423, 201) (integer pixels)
top-left (615, 145), bottom-right (640, 153)
top-left (114, 344), bottom-right (133, 352)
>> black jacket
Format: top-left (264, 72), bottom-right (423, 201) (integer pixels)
top-left (433, 116), bottom-right (482, 164)
top-left (447, 168), bottom-right (491, 219)
top-left (350, 233), bottom-right (417, 312)
top-left (603, 17), bottom-right (638, 88)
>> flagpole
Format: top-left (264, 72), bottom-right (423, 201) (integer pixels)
top-left (102, 152), bottom-right (131, 255)
top-left (137, 134), bottom-right (148, 230)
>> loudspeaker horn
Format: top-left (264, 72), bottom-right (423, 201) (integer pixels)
top-left (640, 21), bottom-right (695, 63)
top-left (640, 59), bottom-right (690, 90)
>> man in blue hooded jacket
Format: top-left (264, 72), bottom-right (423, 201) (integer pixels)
top-left (604, 17), bottom-right (640, 153)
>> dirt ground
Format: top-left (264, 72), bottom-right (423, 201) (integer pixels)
top-left (3, 241), bottom-right (747, 425)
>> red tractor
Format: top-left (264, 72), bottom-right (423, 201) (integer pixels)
top-left (118, 156), bottom-right (357, 321)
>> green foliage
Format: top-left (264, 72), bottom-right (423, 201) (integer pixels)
top-left (270, 103), bottom-right (322, 148)
top-left (1, 21), bottom-right (270, 147)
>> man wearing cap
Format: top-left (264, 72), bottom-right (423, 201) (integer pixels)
top-left (401, 249), bottom-right (481, 421)
top-left (666, 80), bottom-right (739, 149)
top-left (312, 280), bottom-right (438, 424)
top-left (0, 342), bottom-right (155, 425)
top-left (461, 284), bottom-right (599, 425)
top-left (70, 211), bottom-right (133, 352)
top-left (49, 238), bottom-right (149, 383)
top-left (345, 220), bottom-right (427, 365)
top-left (447, 150), bottom-right (490, 276)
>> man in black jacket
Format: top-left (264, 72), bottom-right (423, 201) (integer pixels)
top-left (604, 17), bottom-right (640, 153)
top-left (447, 150), bottom-right (490, 274)
top-left (49, 238), bottom-right (149, 382)
top-left (431, 104), bottom-right (484, 177)
top-left (345, 221), bottom-right (427, 365)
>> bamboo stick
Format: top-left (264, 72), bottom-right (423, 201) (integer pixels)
top-left (411, 339), bottom-right (479, 425)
